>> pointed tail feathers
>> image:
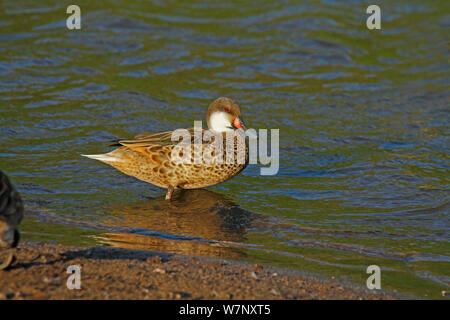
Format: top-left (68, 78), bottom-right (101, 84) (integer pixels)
top-left (81, 153), bottom-right (122, 163)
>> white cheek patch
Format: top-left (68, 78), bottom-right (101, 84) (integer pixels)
top-left (209, 112), bottom-right (233, 132)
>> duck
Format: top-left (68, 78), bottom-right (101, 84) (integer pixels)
top-left (0, 170), bottom-right (24, 270)
top-left (83, 97), bottom-right (249, 200)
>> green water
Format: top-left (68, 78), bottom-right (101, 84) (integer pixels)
top-left (0, 0), bottom-right (449, 299)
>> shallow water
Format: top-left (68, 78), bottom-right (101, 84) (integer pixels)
top-left (0, 0), bottom-right (449, 298)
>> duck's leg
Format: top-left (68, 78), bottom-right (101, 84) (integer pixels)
top-left (165, 185), bottom-right (174, 200)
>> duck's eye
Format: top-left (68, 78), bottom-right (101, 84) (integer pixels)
top-left (224, 107), bottom-right (230, 113)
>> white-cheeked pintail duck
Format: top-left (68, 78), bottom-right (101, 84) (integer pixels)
top-left (83, 97), bottom-right (249, 200)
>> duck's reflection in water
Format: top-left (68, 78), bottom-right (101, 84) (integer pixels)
top-left (98, 189), bottom-right (258, 260)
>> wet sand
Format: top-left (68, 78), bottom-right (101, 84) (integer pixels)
top-left (0, 242), bottom-right (397, 300)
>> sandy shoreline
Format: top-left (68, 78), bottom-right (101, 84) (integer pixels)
top-left (0, 242), bottom-right (397, 300)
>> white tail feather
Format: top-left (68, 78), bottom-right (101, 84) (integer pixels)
top-left (81, 153), bottom-right (122, 162)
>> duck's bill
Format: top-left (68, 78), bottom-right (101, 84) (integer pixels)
top-left (0, 248), bottom-right (15, 270)
top-left (232, 117), bottom-right (247, 131)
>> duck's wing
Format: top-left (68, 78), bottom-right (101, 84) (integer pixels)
top-left (118, 128), bottom-right (216, 155)
top-left (129, 130), bottom-right (180, 146)
top-left (0, 171), bottom-right (23, 249)
top-left (120, 128), bottom-right (196, 147)
top-left (109, 130), bottom-right (175, 147)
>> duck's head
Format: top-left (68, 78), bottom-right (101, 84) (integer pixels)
top-left (206, 97), bottom-right (247, 133)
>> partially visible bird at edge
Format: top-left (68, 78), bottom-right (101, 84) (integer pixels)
top-left (83, 97), bottom-right (250, 200)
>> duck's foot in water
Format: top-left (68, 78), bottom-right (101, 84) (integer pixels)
top-left (165, 185), bottom-right (174, 200)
